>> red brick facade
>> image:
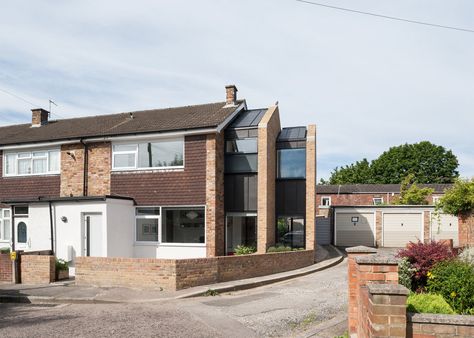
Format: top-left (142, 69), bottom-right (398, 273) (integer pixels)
top-left (0, 253), bottom-right (12, 282)
top-left (111, 135), bottom-right (207, 205)
top-left (459, 212), bottom-right (474, 247)
top-left (0, 151), bottom-right (60, 202)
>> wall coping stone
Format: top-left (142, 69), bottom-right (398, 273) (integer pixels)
top-left (346, 246), bottom-right (378, 254)
top-left (408, 312), bottom-right (474, 326)
top-left (355, 254), bottom-right (398, 265)
top-left (367, 283), bottom-right (409, 296)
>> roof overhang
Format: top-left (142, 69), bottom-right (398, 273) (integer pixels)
top-left (2, 195), bottom-right (136, 205)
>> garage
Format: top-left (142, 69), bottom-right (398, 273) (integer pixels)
top-left (383, 212), bottom-right (423, 247)
top-left (335, 211), bottom-right (375, 247)
top-left (431, 213), bottom-right (459, 247)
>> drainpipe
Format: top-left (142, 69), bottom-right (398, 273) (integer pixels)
top-left (11, 206), bottom-right (15, 252)
top-left (49, 201), bottom-right (55, 255)
top-left (80, 139), bottom-right (88, 196)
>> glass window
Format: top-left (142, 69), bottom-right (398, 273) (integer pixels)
top-left (114, 153), bottom-right (136, 168)
top-left (136, 207), bottom-right (160, 216)
top-left (17, 222), bottom-right (27, 243)
top-left (277, 148), bottom-right (306, 179)
top-left (226, 139), bottom-right (257, 153)
top-left (48, 150), bottom-right (60, 172)
top-left (226, 215), bottom-right (257, 254)
top-left (14, 206), bottom-right (29, 216)
top-left (3, 220), bottom-right (11, 240)
top-left (225, 154), bottom-right (258, 173)
top-left (5, 154), bottom-right (16, 175)
top-left (373, 197), bottom-right (384, 205)
top-left (162, 208), bottom-right (205, 244)
top-left (320, 197), bottom-right (331, 207)
top-left (0, 209), bottom-right (11, 241)
top-left (3, 149), bottom-right (60, 176)
top-left (136, 219), bottom-right (159, 242)
top-left (276, 217), bottom-right (305, 249)
top-left (18, 158), bottom-right (32, 175)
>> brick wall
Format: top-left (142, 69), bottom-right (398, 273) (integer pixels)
top-left (423, 210), bottom-right (431, 244)
top-left (257, 106), bottom-right (280, 253)
top-left (75, 249), bottom-right (314, 291)
top-left (205, 132), bottom-right (225, 257)
top-left (376, 210), bottom-right (383, 247)
top-left (408, 313), bottom-right (474, 337)
top-left (459, 212), bottom-right (474, 247)
top-left (0, 151), bottom-right (60, 201)
top-left (306, 124), bottom-right (316, 250)
top-left (20, 255), bottom-right (55, 284)
top-left (0, 253), bottom-right (12, 282)
top-left (60, 143), bottom-right (85, 197)
top-left (111, 135), bottom-right (207, 205)
top-left (87, 142), bottom-right (111, 196)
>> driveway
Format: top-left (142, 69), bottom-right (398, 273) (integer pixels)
top-left (0, 258), bottom-right (348, 337)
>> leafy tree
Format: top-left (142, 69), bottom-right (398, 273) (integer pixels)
top-left (326, 142), bottom-right (459, 184)
top-left (328, 159), bottom-right (372, 184)
top-left (393, 174), bottom-right (434, 205)
top-left (438, 178), bottom-right (474, 216)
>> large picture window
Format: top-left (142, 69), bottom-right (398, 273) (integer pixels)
top-left (276, 217), bottom-right (305, 249)
top-left (0, 209), bottom-right (11, 241)
top-left (3, 149), bottom-right (60, 177)
top-left (113, 138), bottom-right (184, 170)
top-left (277, 148), bottom-right (306, 179)
top-left (162, 207), bottom-right (205, 244)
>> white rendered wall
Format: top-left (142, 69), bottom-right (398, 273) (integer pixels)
top-left (156, 244), bottom-right (206, 259)
top-left (106, 199), bottom-right (134, 258)
top-left (17, 203), bottom-right (51, 252)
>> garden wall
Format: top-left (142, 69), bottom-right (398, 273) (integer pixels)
top-left (408, 313), bottom-right (474, 337)
top-left (459, 212), bottom-right (474, 247)
top-left (76, 249), bottom-right (315, 291)
top-left (0, 253), bottom-right (12, 282)
top-left (20, 254), bottom-right (55, 284)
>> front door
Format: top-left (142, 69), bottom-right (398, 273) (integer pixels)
top-left (83, 213), bottom-right (103, 257)
top-left (15, 219), bottom-right (29, 250)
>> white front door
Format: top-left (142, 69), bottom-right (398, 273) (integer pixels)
top-left (15, 219), bottom-right (29, 250)
top-left (83, 213), bottom-right (103, 257)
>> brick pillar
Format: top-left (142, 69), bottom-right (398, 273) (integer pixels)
top-left (423, 210), bottom-right (431, 243)
top-left (305, 124), bottom-right (316, 251)
top-left (60, 143), bottom-right (85, 197)
top-left (87, 142), bottom-right (111, 196)
top-left (459, 212), bottom-right (474, 247)
top-left (347, 246), bottom-right (378, 335)
top-left (257, 106), bottom-right (281, 253)
top-left (376, 210), bottom-right (382, 247)
top-left (20, 255), bottom-right (56, 284)
top-left (206, 133), bottom-right (225, 257)
top-left (367, 284), bottom-right (408, 337)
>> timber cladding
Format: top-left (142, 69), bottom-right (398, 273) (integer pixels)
top-left (75, 249), bottom-right (315, 291)
top-left (0, 151), bottom-right (60, 201)
top-left (110, 135), bottom-right (207, 205)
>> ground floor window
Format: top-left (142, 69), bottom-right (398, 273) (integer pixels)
top-left (162, 207), bottom-right (205, 244)
top-left (135, 207), bottom-right (160, 242)
top-left (226, 214), bottom-right (257, 254)
top-left (276, 217), bottom-right (305, 249)
top-left (0, 209), bottom-right (11, 241)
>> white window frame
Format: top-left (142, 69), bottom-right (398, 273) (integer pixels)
top-left (3, 148), bottom-right (60, 177)
top-left (432, 196), bottom-right (441, 204)
top-left (0, 208), bottom-right (12, 241)
top-left (112, 137), bottom-right (185, 171)
top-left (373, 197), bottom-right (384, 205)
top-left (320, 196), bottom-right (331, 208)
top-left (135, 207), bottom-right (161, 244)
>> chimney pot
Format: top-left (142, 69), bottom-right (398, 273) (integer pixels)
top-left (31, 108), bottom-right (50, 127)
top-left (225, 85), bottom-right (238, 106)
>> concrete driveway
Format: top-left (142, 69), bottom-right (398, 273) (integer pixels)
top-left (0, 258), bottom-right (348, 337)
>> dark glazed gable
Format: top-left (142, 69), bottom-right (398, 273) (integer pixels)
top-left (110, 135), bottom-right (207, 206)
top-left (0, 151), bottom-right (61, 202)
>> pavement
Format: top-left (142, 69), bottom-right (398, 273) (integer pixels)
top-left (0, 245), bottom-right (344, 305)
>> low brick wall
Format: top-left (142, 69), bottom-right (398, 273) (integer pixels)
top-left (0, 253), bottom-right (12, 282)
top-left (20, 255), bottom-right (55, 284)
top-left (76, 250), bottom-right (315, 291)
top-left (408, 313), bottom-right (474, 337)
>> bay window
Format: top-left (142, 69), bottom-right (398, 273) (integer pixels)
top-left (113, 138), bottom-right (184, 170)
top-left (3, 149), bottom-right (60, 176)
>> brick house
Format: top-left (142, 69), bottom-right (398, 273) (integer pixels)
top-left (0, 85), bottom-right (316, 272)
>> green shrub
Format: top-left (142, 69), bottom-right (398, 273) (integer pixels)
top-left (0, 247), bottom-right (10, 254)
top-left (55, 258), bottom-right (69, 271)
top-left (398, 257), bottom-right (416, 291)
top-left (407, 293), bottom-right (455, 314)
top-left (234, 245), bottom-right (256, 255)
top-left (267, 245), bottom-right (305, 253)
top-left (427, 260), bottom-right (474, 314)
top-left (459, 247), bottom-right (474, 266)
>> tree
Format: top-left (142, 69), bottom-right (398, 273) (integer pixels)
top-left (326, 141), bottom-right (459, 184)
top-left (393, 174), bottom-right (434, 205)
top-left (328, 159), bottom-right (372, 184)
top-left (438, 178), bottom-right (474, 216)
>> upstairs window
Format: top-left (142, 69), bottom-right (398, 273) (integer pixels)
top-left (373, 197), bottom-right (384, 205)
top-left (277, 148), bottom-right (306, 179)
top-left (112, 138), bottom-right (184, 170)
top-left (225, 138), bottom-right (258, 173)
top-left (3, 149), bottom-right (60, 177)
top-left (320, 197), bottom-right (331, 207)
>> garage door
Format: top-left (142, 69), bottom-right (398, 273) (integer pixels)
top-left (431, 214), bottom-right (459, 247)
top-left (383, 213), bottom-right (422, 247)
top-left (316, 216), bottom-right (331, 245)
top-left (335, 212), bottom-right (375, 247)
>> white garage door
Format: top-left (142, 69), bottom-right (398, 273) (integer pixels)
top-left (431, 213), bottom-right (459, 247)
top-left (335, 212), bottom-right (375, 247)
top-left (383, 213), bottom-right (422, 247)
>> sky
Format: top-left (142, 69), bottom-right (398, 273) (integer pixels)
top-left (0, 0), bottom-right (473, 181)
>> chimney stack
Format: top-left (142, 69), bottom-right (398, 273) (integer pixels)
top-left (31, 108), bottom-right (50, 127)
top-left (225, 85), bottom-right (238, 106)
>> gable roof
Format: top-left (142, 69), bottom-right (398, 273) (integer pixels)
top-left (317, 184), bottom-right (452, 194)
top-left (0, 100), bottom-right (244, 146)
